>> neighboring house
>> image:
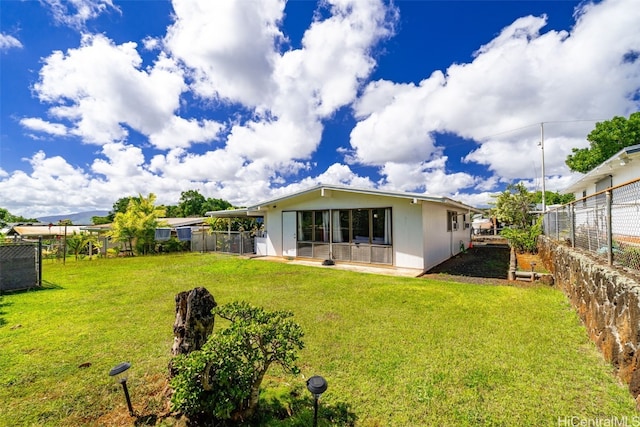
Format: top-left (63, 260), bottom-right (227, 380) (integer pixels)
top-left (5, 217), bottom-right (206, 252)
top-left (5, 224), bottom-right (88, 241)
top-left (563, 143), bottom-right (640, 199)
top-left (206, 184), bottom-right (480, 272)
top-left (153, 217), bottom-right (207, 242)
top-left (561, 144), bottom-right (640, 248)
top-left (83, 217), bottom-right (207, 254)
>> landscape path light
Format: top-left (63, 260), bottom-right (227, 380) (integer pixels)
top-left (306, 375), bottom-right (328, 427)
top-left (109, 362), bottom-right (134, 416)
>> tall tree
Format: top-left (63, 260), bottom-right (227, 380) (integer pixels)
top-left (204, 197), bottom-right (232, 213)
top-left (532, 190), bottom-right (574, 206)
top-left (91, 215), bottom-right (111, 225)
top-left (178, 190), bottom-right (232, 217)
top-left (491, 183), bottom-right (536, 229)
top-left (107, 196), bottom-right (138, 222)
top-left (0, 208), bottom-right (38, 226)
top-left (566, 112), bottom-right (640, 173)
top-left (108, 193), bottom-right (166, 255)
top-left (179, 190), bottom-right (207, 217)
top-left (163, 205), bottom-right (183, 218)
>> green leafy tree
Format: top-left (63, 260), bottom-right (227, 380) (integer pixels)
top-left (532, 191), bottom-right (574, 206)
top-left (107, 196), bottom-right (137, 222)
top-left (0, 208), bottom-right (38, 226)
top-left (170, 301), bottom-right (304, 422)
top-left (131, 194), bottom-right (166, 254)
top-left (566, 112), bottom-right (640, 173)
top-left (491, 183), bottom-right (536, 229)
top-left (492, 184), bottom-right (543, 253)
top-left (204, 197), bottom-right (232, 213)
top-left (109, 209), bottom-right (138, 255)
top-left (501, 218), bottom-right (543, 253)
top-left (91, 215), bottom-right (111, 225)
top-left (108, 193), bottom-right (166, 255)
top-left (205, 213), bottom-right (262, 235)
top-left (163, 205), bottom-right (183, 218)
top-left (179, 190), bottom-right (207, 217)
top-left (178, 190), bottom-right (232, 217)
top-left (65, 231), bottom-right (100, 260)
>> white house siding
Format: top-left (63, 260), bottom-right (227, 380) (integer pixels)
top-left (573, 167), bottom-right (639, 199)
top-left (422, 203), bottom-right (471, 271)
top-left (259, 191), bottom-right (427, 269)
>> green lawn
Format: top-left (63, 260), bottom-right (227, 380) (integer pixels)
top-left (0, 253), bottom-right (636, 426)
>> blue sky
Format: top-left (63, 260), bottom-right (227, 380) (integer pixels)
top-left (1, 0), bottom-right (639, 218)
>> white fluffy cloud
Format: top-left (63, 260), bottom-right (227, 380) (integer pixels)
top-left (350, 0), bottom-right (640, 196)
top-left (20, 118), bottom-right (68, 136)
top-left (0, 33), bottom-right (23, 51)
top-left (2, 0), bottom-right (640, 217)
top-left (41, 0), bottom-right (119, 29)
top-left (165, 0), bottom-right (285, 106)
top-left (3, 0), bottom-right (399, 216)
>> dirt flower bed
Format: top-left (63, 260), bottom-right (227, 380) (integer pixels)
top-left (422, 244), bottom-right (546, 285)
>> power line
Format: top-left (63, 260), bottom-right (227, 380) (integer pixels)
top-left (477, 118), bottom-right (605, 141)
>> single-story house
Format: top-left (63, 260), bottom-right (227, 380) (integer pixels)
top-left (563, 143), bottom-right (640, 199)
top-left (82, 218), bottom-right (207, 254)
top-left (5, 224), bottom-right (88, 241)
top-left (561, 144), bottom-right (640, 247)
top-left (206, 184), bottom-right (481, 272)
top-left (152, 217), bottom-right (207, 242)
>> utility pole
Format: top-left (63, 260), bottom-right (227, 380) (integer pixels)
top-left (540, 122), bottom-right (546, 213)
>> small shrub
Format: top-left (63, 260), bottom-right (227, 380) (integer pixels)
top-left (106, 247), bottom-right (119, 258)
top-left (170, 301), bottom-right (305, 422)
top-left (158, 237), bottom-right (188, 253)
top-left (501, 218), bottom-right (542, 253)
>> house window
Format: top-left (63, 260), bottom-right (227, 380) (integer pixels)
top-left (314, 211), bottom-right (329, 242)
top-left (352, 209), bottom-right (370, 244)
top-left (595, 175), bottom-right (612, 204)
top-left (447, 211), bottom-right (458, 232)
top-left (332, 210), bottom-right (350, 243)
top-left (297, 210), bottom-right (329, 242)
top-left (330, 208), bottom-right (392, 245)
top-left (372, 208), bottom-right (391, 244)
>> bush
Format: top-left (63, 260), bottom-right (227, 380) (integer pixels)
top-left (501, 218), bottom-right (542, 253)
top-left (170, 301), bottom-right (305, 422)
top-left (158, 237), bottom-right (188, 253)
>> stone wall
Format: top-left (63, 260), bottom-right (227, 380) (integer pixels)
top-left (538, 236), bottom-right (640, 397)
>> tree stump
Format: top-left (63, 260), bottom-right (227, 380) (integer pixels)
top-left (171, 287), bottom-right (217, 356)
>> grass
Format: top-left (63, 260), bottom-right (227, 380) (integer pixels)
top-left (0, 253), bottom-right (636, 426)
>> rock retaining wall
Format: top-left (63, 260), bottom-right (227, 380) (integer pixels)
top-left (538, 236), bottom-right (640, 397)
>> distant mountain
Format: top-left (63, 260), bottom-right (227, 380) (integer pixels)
top-left (38, 210), bottom-right (110, 225)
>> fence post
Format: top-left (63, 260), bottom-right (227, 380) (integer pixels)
top-left (38, 237), bottom-right (43, 287)
top-left (606, 190), bottom-right (613, 266)
top-left (570, 203), bottom-right (575, 248)
top-left (555, 210), bottom-right (559, 241)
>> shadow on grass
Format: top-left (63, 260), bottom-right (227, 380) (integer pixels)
top-left (143, 396), bottom-right (357, 427)
top-left (0, 297), bottom-right (8, 327)
top-left (0, 280), bottom-right (63, 296)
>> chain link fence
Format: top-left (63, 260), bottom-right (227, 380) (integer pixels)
top-left (191, 229), bottom-right (255, 255)
top-left (543, 177), bottom-right (640, 272)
